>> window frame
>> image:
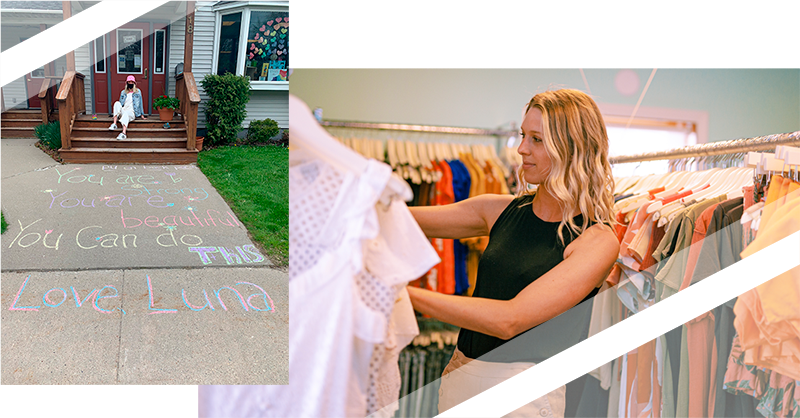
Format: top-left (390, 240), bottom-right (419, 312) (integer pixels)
top-left (94, 35), bottom-right (107, 74)
top-left (211, 4), bottom-right (289, 91)
top-left (154, 29), bottom-right (166, 75)
top-left (115, 28), bottom-right (145, 75)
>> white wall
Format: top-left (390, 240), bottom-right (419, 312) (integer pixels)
top-left (169, 1), bottom-right (216, 130)
top-left (75, 42), bottom-right (93, 115)
top-left (1, 25), bottom-right (46, 109)
top-left (246, 91), bottom-right (287, 128)
top-left (290, 69), bottom-right (800, 143)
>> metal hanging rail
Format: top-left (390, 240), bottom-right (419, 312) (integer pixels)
top-left (320, 120), bottom-right (517, 137)
top-left (610, 131), bottom-right (800, 164)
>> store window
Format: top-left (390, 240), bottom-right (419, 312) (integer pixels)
top-left (213, 4), bottom-right (289, 89)
top-left (608, 125), bottom-right (697, 178)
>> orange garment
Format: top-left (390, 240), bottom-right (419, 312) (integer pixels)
top-left (479, 161), bottom-right (496, 194)
top-left (636, 340), bottom-right (655, 404)
top-left (775, 175), bottom-right (792, 206)
top-left (459, 153), bottom-right (488, 296)
top-left (426, 160), bottom-right (456, 295)
top-left (758, 175), bottom-right (786, 229)
top-left (639, 222), bottom-right (666, 272)
top-left (487, 159), bottom-right (510, 194)
top-left (734, 191), bottom-right (800, 381)
top-left (678, 203), bottom-right (722, 291)
top-left (461, 153), bottom-right (486, 196)
top-left (615, 210), bottom-right (629, 243)
top-left (606, 263), bottom-right (622, 287)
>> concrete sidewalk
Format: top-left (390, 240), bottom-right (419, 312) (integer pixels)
top-left (1, 139), bottom-right (288, 384)
top-left (2, 138), bottom-right (271, 271)
top-left (1, 267), bottom-right (288, 384)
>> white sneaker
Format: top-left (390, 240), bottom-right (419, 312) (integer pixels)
top-left (117, 133), bottom-right (127, 140)
top-left (109, 123), bottom-right (117, 130)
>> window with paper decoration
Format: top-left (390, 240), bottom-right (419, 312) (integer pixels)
top-left (245, 11), bottom-right (288, 81)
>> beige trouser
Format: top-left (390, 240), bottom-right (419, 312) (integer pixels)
top-left (112, 101), bottom-right (136, 127)
top-left (438, 348), bottom-right (566, 418)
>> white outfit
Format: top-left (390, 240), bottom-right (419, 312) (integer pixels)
top-left (437, 348), bottom-right (566, 418)
top-left (113, 92), bottom-right (135, 127)
top-left (199, 158), bottom-right (439, 418)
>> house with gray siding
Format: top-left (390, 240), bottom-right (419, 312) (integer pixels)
top-left (1, 1), bottom-right (287, 162)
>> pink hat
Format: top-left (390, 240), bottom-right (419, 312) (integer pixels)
top-left (126, 75), bottom-right (136, 83)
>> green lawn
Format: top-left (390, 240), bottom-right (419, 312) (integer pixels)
top-left (1, 211), bottom-right (7, 234)
top-left (198, 145), bottom-right (288, 267)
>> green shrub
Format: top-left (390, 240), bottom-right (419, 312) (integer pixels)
top-left (1, 211), bottom-right (7, 234)
top-left (34, 121), bottom-right (61, 150)
top-left (245, 118), bottom-right (280, 144)
top-left (200, 74), bottom-right (251, 146)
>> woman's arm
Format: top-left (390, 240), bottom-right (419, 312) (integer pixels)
top-left (135, 91), bottom-right (144, 117)
top-left (409, 193), bottom-right (514, 239)
top-left (407, 224), bottom-right (619, 340)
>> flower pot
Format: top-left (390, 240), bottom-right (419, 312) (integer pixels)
top-left (196, 136), bottom-right (204, 151)
top-left (157, 107), bottom-right (175, 121)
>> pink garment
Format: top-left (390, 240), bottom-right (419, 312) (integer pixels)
top-left (620, 202), bottom-right (654, 270)
top-left (686, 311), bottom-right (718, 418)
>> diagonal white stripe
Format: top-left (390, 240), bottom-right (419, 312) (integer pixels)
top-left (0, 0), bottom-right (170, 87)
top-left (439, 230), bottom-right (800, 417)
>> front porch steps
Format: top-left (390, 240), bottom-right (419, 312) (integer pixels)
top-left (1, 109), bottom-right (50, 138)
top-left (60, 114), bottom-right (197, 164)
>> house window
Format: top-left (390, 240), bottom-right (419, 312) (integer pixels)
top-left (216, 12), bottom-right (242, 76)
top-left (154, 29), bottom-right (165, 74)
top-left (213, 5), bottom-right (289, 89)
top-left (245, 11), bottom-right (288, 81)
top-left (95, 36), bottom-right (106, 73)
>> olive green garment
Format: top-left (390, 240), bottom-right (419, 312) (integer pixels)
top-left (654, 195), bottom-right (727, 301)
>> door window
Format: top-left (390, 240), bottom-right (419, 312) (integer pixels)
top-left (117, 29), bottom-right (143, 74)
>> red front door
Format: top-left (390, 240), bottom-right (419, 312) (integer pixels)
top-left (109, 23), bottom-right (150, 114)
top-left (25, 67), bottom-right (45, 109)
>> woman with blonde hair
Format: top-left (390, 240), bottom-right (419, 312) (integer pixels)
top-left (109, 75), bottom-right (147, 140)
top-left (407, 88), bottom-right (619, 417)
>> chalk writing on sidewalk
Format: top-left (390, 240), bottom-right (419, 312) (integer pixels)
top-left (3, 165), bottom-right (268, 267)
top-left (7, 273), bottom-right (276, 315)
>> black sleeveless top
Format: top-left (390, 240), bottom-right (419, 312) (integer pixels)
top-left (456, 194), bottom-right (600, 363)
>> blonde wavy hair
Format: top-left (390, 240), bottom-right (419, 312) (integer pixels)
top-left (518, 89), bottom-right (616, 244)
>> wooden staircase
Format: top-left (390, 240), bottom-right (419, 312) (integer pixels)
top-left (59, 114), bottom-right (198, 164)
top-left (1, 109), bottom-right (46, 138)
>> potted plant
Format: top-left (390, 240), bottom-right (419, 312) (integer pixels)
top-left (153, 94), bottom-right (180, 121)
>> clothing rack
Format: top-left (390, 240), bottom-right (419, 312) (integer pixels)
top-left (610, 131), bottom-right (800, 164)
top-left (321, 120), bottom-right (517, 137)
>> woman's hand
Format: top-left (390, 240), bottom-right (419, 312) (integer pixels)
top-left (141, 115), bottom-right (147, 119)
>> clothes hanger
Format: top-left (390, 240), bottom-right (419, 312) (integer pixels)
top-left (427, 142), bottom-right (438, 163)
top-left (374, 139), bottom-right (385, 163)
top-left (386, 139), bottom-right (400, 168)
top-left (417, 141), bottom-right (430, 168)
top-left (289, 94), bottom-right (413, 203)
